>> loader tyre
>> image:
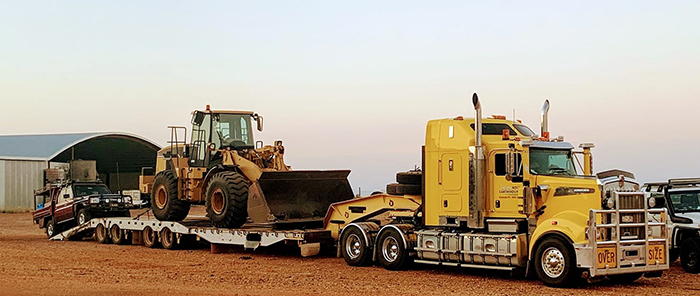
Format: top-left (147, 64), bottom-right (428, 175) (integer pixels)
top-left (340, 226), bottom-right (372, 266)
top-left (95, 223), bottom-right (111, 244)
top-left (396, 171), bottom-right (422, 185)
top-left (206, 171), bottom-right (249, 229)
top-left (377, 228), bottom-right (411, 270)
top-left (681, 238), bottom-right (700, 273)
top-left (534, 236), bottom-right (581, 287)
top-left (151, 171), bottom-right (190, 222)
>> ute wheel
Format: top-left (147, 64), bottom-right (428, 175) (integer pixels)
top-left (669, 248), bottom-right (680, 263)
top-left (151, 171), bottom-right (191, 221)
top-left (340, 227), bottom-right (372, 266)
top-left (142, 226), bottom-right (160, 248)
top-left (377, 228), bottom-right (411, 270)
top-left (396, 171), bottom-right (422, 185)
top-left (160, 227), bottom-right (178, 250)
top-left (110, 225), bottom-right (131, 245)
top-left (609, 272), bottom-right (643, 283)
top-left (205, 171), bottom-right (249, 228)
top-left (681, 238), bottom-right (700, 273)
top-left (95, 223), bottom-right (111, 244)
top-left (534, 237), bottom-right (581, 287)
top-left (46, 219), bottom-right (58, 238)
top-left (77, 208), bottom-right (92, 225)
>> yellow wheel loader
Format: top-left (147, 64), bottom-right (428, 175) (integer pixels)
top-left (139, 106), bottom-right (354, 229)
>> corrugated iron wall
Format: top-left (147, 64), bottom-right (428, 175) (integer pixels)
top-left (0, 160), bottom-right (47, 212)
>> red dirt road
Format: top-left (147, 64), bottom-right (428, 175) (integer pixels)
top-left (0, 212), bottom-right (698, 296)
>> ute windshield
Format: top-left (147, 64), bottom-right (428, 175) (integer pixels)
top-left (529, 148), bottom-right (577, 176)
top-left (212, 113), bottom-right (254, 149)
top-left (669, 190), bottom-right (700, 213)
top-left (73, 185), bottom-right (111, 197)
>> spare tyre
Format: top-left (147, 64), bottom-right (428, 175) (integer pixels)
top-left (396, 171), bottom-right (422, 185)
top-left (386, 183), bottom-right (421, 195)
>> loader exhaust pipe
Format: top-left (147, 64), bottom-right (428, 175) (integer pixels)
top-left (470, 93), bottom-right (485, 229)
top-left (541, 99), bottom-right (550, 140)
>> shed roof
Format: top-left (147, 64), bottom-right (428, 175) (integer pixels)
top-left (0, 132), bottom-right (160, 161)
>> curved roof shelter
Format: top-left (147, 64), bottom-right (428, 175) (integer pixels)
top-left (0, 133), bottom-right (160, 211)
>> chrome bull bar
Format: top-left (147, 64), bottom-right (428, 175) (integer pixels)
top-left (575, 192), bottom-right (670, 278)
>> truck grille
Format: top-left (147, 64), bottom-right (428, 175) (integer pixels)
top-left (618, 194), bottom-right (644, 209)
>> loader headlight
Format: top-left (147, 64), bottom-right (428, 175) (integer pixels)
top-left (647, 197), bottom-right (656, 208)
top-left (603, 197), bottom-right (615, 209)
top-left (89, 197), bottom-right (100, 204)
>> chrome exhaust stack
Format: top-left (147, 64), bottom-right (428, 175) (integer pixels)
top-left (470, 93), bottom-right (485, 229)
top-left (541, 99), bottom-right (550, 140)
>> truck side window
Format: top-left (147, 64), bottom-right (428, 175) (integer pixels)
top-left (495, 154), bottom-right (506, 176)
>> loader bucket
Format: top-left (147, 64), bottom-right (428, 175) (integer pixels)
top-left (253, 170), bottom-right (354, 224)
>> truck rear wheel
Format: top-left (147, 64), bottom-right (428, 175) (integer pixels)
top-left (377, 228), bottom-right (411, 270)
top-left (160, 227), bottom-right (178, 250)
top-left (340, 226), bottom-right (372, 266)
top-left (205, 171), bottom-right (248, 229)
top-left (142, 226), bottom-right (160, 248)
top-left (534, 237), bottom-right (580, 287)
top-left (681, 238), bottom-right (700, 273)
top-left (110, 225), bottom-right (131, 245)
top-left (151, 171), bottom-right (190, 222)
top-left (95, 223), bottom-right (111, 244)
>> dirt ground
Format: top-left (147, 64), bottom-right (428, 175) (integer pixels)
top-left (0, 212), bottom-right (698, 296)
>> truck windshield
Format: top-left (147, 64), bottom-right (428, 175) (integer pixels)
top-left (73, 185), bottom-right (111, 197)
top-left (529, 148), bottom-right (577, 176)
top-left (212, 113), bottom-right (254, 149)
top-left (669, 191), bottom-right (700, 213)
top-left (513, 124), bottom-right (536, 137)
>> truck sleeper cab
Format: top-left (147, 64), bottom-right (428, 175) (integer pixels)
top-left (338, 94), bottom-right (669, 287)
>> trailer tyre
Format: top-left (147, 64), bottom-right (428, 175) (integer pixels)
top-left (377, 228), bottom-right (411, 270)
top-left (160, 227), bottom-right (178, 250)
top-left (340, 226), bottom-right (372, 266)
top-left (110, 225), bottom-right (131, 245)
top-left (681, 238), bottom-right (700, 273)
top-left (534, 237), bottom-right (581, 287)
top-left (95, 223), bottom-right (111, 244)
top-left (206, 171), bottom-right (248, 229)
top-left (151, 171), bottom-right (191, 222)
top-left (143, 226), bottom-right (160, 248)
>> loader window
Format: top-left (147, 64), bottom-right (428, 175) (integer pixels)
top-left (529, 148), bottom-right (577, 176)
top-left (213, 114), bottom-right (254, 149)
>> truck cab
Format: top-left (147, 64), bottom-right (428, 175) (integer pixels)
top-left (33, 181), bottom-right (133, 237)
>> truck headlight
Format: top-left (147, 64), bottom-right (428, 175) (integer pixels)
top-left (124, 196), bottom-right (132, 203)
top-left (603, 197), bottom-right (615, 209)
top-left (89, 197), bottom-right (100, 204)
top-left (647, 197), bottom-right (656, 208)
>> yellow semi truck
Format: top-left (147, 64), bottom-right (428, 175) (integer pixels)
top-left (332, 93), bottom-right (670, 287)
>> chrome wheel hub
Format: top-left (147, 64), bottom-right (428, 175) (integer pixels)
top-left (541, 247), bottom-right (565, 278)
top-left (345, 234), bottom-right (362, 259)
top-left (382, 237), bottom-right (399, 263)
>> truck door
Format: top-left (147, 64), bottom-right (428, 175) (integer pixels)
top-left (53, 187), bottom-right (74, 223)
top-left (490, 153), bottom-right (523, 217)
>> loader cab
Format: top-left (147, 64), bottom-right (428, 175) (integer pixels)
top-left (189, 108), bottom-right (263, 167)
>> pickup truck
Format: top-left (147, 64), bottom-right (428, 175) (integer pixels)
top-left (33, 181), bottom-right (133, 237)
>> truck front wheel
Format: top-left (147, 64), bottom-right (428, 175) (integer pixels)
top-left (205, 171), bottom-right (248, 228)
top-left (681, 238), bottom-right (700, 273)
top-left (151, 171), bottom-right (190, 221)
top-left (534, 237), bottom-right (581, 287)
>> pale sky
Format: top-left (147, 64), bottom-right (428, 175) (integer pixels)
top-left (1, 1), bottom-right (699, 193)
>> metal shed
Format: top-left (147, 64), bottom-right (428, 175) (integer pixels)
top-left (0, 133), bottom-right (160, 212)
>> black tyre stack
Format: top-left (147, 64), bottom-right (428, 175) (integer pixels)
top-left (386, 170), bottom-right (422, 195)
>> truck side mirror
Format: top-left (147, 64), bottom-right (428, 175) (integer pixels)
top-left (256, 116), bottom-right (264, 132)
top-left (192, 111), bottom-right (205, 126)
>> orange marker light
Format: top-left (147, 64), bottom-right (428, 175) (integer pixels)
top-left (502, 129), bottom-right (510, 140)
top-left (454, 116), bottom-right (464, 120)
top-left (492, 115), bottom-right (506, 120)
top-left (206, 104), bottom-right (211, 111)
top-left (542, 131), bottom-right (550, 141)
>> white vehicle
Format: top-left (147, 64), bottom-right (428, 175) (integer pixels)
top-left (642, 179), bottom-right (700, 273)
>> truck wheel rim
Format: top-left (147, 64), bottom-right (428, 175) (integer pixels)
top-left (211, 189), bottom-right (225, 215)
top-left (382, 237), bottom-right (399, 263)
top-left (144, 227), bottom-right (155, 245)
top-left (345, 234), bottom-right (362, 259)
top-left (541, 247), bottom-right (565, 278)
top-left (155, 185), bottom-right (167, 209)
